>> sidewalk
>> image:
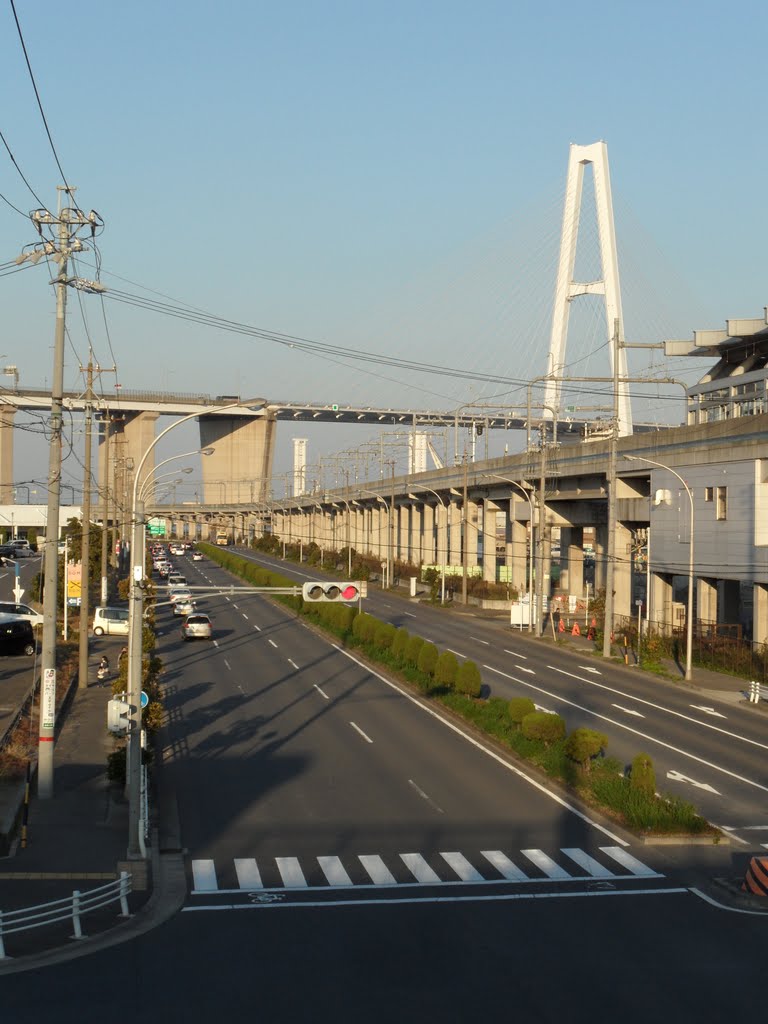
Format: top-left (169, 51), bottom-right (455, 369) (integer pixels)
top-left (0, 656), bottom-right (152, 961)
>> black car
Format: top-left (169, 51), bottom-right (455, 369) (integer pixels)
top-left (0, 544), bottom-right (16, 561)
top-left (0, 614), bottom-right (35, 656)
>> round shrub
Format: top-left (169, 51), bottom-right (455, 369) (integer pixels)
top-left (630, 753), bottom-right (656, 796)
top-left (508, 696), bottom-right (536, 728)
top-left (352, 612), bottom-right (369, 640)
top-left (455, 660), bottom-right (482, 697)
top-left (404, 635), bottom-right (425, 667)
top-left (391, 627), bottom-right (410, 661)
top-left (521, 711), bottom-right (566, 746)
top-left (352, 612), bottom-right (377, 643)
top-left (374, 622), bottom-right (397, 651)
top-left (435, 651), bottom-right (459, 688)
top-left (417, 642), bottom-right (439, 677)
top-left (564, 728), bottom-right (607, 771)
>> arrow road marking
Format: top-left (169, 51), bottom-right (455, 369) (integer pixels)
top-left (611, 704), bottom-right (644, 717)
top-left (578, 666), bottom-right (602, 675)
top-left (690, 705), bottom-right (727, 719)
top-left (516, 665), bottom-right (536, 675)
top-left (666, 770), bottom-right (721, 795)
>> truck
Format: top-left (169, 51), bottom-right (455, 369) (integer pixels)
top-left (215, 528), bottom-right (229, 546)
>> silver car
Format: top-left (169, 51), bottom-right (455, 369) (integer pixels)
top-left (173, 597), bottom-right (196, 617)
top-left (181, 613), bottom-right (212, 640)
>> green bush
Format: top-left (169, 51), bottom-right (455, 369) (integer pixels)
top-left (455, 660), bottom-right (482, 697)
top-left (417, 642), bottom-right (439, 677)
top-left (508, 696), bottom-right (536, 728)
top-left (404, 635), bottom-right (425, 667)
top-left (106, 747), bottom-right (126, 785)
top-left (564, 728), bottom-right (608, 772)
top-left (435, 651), bottom-right (459, 688)
top-left (521, 711), bottom-right (566, 746)
top-left (352, 612), bottom-right (377, 643)
top-left (391, 627), bottom-right (410, 661)
top-left (373, 622), bottom-right (397, 651)
top-left (630, 753), bottom-right (656, 796)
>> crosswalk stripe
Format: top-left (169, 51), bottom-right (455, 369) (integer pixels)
top-left (600, 846), bottom-right (657, 876)
top-left (480, 850), bottom-right (529, 881)
top-left (318, 856), bottom-right (353, 886)
top-left (440, 851), bottom-right (483, 882)
top-left (192, 859), bottom-right (218, 891)
top-left (359, 855), bottom-right (397, 885)
top-left (521, 849), bottom-right (571, 879)
top-left (234, 858), bottom-right (263, 889)
top-left (276, 856), bottom-right (308, 888)
top-left (401, 853), bottom-right (442, 884)
top-left (561, 848), bottom-right (616, 877)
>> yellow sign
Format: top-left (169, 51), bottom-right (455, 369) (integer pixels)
top-left (67, 559), bottom-right (82, 599)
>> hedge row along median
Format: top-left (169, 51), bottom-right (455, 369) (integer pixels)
top-left (199, 543), bottom-right (720, 840)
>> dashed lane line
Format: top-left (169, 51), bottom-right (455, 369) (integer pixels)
top-left (350, 721), bottom-right (373, 744)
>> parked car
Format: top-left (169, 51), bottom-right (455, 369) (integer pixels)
top-left (0, 614), bottom-right (36, 656)
top-left (0, 602), bottom-right (44, 628)
top-left (8, 540), bottom-right (34, 557)
top-left (181, 613), bottom-right (213, 641)
top-left (92, 606), bottom-right (130, 636)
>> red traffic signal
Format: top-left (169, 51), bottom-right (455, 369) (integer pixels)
top-left (302, 582), bottom-right (360, 603)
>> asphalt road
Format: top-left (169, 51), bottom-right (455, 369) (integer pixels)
top-left (233, 548), bottom-right (768, 850)
top-left (0, 554), bottom-right (42, 740)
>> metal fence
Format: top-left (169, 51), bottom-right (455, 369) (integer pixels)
top-left (0, 872), bottom-right (132, 958)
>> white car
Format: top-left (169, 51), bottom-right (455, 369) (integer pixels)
top-left (0, 602), bottom-right (44, 628)
top-left (169, 588), bottom-right (193, 605)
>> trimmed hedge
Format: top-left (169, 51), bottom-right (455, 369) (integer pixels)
top-left (392, 627), bottom-right (410, 661)
top-left (508, 696), bottom-right (536, 728)
top-left (373, 621), bottom-right (397, 651)
top-left (417, 642), bottom-right (439, 677)
top-left (564, 728), bottom-right (607, 771)
top-left (404, 635), bottom-right (425, 668)
top-left (435, 651), bottom-right (459, 688)
top-left (455, 660), bottom-right (482, 697)
top-left (631, 753), bottom-right (656, 796)
top-left (521, 711), bottom-right (566, 746)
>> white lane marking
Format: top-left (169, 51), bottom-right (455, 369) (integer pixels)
top-left (225, 596), bottom-right (231, 602)
top-left (446, 648), bottom-right (466, 658)
top-left (407, 778), bottom-right (444, 814)
top-left (612, 704), bottom-right (645, 717)
top-left (548, 665), bottom-right (764, 752)
top-left (441, 852), bottom-right (483, 883)
top-left (242, 612), bottom-right (249, 620)
top-left (192, 860), bottom-right (218, 891)
top-left (288, 658), bottom-right (299, 670)
top-left (235, 859), bottom-right (263, 889)
top-left (213, 640), bottom-right (219, 648)
top-left (470, 636), bottom-right (490, 645)
top-left (561, 848), bottom-right (615, 877)
top-left (578, 666), bottom-right (601, 674)
top-left (403, 612), bottom-right (417, 618)
top-left (666, 770), bottom-right (721, 795)
top-left (253, 624), bottom-right (261, 631)
top-left (183, 887), bottom-right (690, 912)
top-left (489, 664), bottom-right (768, 795)
top-left (268, 639), bottom-right (278, 648)
top-left (690, 705), bottom-right (727, 719)
top-left (318, 856), bottom-right (353, 887)
top-left (481, 850), bottom-right (529, 881)
top-left (731, 825), bottom-right (768, 830)
top-left (233, 604), bottom-right (239, 610)
top-left (714, 827), bottom-right (751, 845)
top-left (522, 849), bottom-right (570, 880)
top-left (690, 887), bottom-right (768, 916)
top-left (504, 650), bottom-right (527, 659)
top-left (382, 603), bottom-right (393, 609)
top-left (223, 659), bottom-right (231, 671)
top-left (350, 721), bottom-right (373, 743)
top-left (600, 847), bottom-right (660, 877)
top-left (401, 853), bottom-right (442, 884)
top-left (359, 855), bottom-right (396, 885)
top-left (314, 684), bottom-right (330, 700)
top-left (336, 646), bottom-right (627, 845)
top-left (534, 704), bottom-right (551, 713)
top-left (516, 665), bottom-right (536, 674)
top-left (276, 857), bottom-right (308, 888)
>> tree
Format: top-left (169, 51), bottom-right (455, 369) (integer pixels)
top-left (564, 728), bottom-right (607, 771)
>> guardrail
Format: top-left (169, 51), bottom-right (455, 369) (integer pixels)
top-left (0, 872), bottom-right (132, 958)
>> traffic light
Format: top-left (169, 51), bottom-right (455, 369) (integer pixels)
top-left (302, 582), bottom-right (361, 603)
top-left (107, 697), bottom-right (132, 734)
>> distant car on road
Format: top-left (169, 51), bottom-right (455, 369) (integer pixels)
top-left (173, 598), bottom-right (196, 616)
top-left (0, 614), bottom-right (36, 656)
top-left (191, 551), bottom-right (203, 561)
top-left (0, 602), bottom-right (44, 628)
top-left (181, 613), bottom-right (212, 641)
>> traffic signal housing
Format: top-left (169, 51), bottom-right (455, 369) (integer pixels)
top-left (302, 581), bottom-right (361, 603)
top-left (107, 697), bottom-right (132, 734)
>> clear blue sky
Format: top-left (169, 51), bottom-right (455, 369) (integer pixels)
top-left (1, 0), bottom-right (765, 495)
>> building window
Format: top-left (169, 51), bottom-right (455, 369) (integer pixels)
top-left (716, 485), bottom-right (727, 521)
top-left (704, 487), bottom-right (713, 502)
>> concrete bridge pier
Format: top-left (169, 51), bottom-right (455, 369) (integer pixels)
top-left (0, 407), bottom-right (15, 505)
top-left (199, 413), bottom-right (274, 504)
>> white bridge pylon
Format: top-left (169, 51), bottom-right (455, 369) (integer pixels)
top-left (544, 141), bottom-right (632, 436)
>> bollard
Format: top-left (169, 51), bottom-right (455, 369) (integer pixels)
top-left (119, 871), bottom-right (131, 917)
top-left (749, 680), bottom-right (760, 704)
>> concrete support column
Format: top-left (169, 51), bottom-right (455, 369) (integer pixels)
top-left (436, 502), bottom-right (448, 569)
top-left (614, 521), bottom-right (633, 620)
top-left (422, 503), bottom-right (436, 564)
top-left (720, 579), bottom-right (741, 625)
top-left (753, 583), bottom-right (768, 647)
top-left (199, 413), bottom-right (275, 504)
top-left (0, 407), bottom-right (16, 505)
top-left (507, 515), bottom-right (528, 593)
top-left (465, 500), bottom-right (479, 573)
top-left (651, 572), bottom-right (673, 634)
top-left (482, 501), bottom-right (497, 582)
top-left (697, 578), bottom-right (718, 626)
top-left (448, 501), bottom-right (462, 565)
top-left (398, 506), bottom-right (410, 563)
top-left (559, 527), bottom-right (580, 595)
top-left (594, 524), bottom-right (608, 593)
top-left (410, 503), bottom-right (422, 565)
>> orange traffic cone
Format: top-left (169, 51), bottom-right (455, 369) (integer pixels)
top-left (571, 622), bottom-right (581, 637)
top-left (558, 618), bottom-right (565, 633)
top-left (742, 856), bottom-right (768, 896)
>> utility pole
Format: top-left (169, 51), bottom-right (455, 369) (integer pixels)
top-left (15, 189), bottom-right (104, 799)
top-left (78, 356), bottom-right (95, 690)
top-left (535, 424), bottom-right (547, 636)
top-left (100, 411), bottom-right (110, 605)
top-left (602, 318), bottom-right (621, 659)
top-left (461, 456), bottom-right (469, 604)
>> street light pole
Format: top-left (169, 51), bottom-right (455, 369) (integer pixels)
top-left (624, 454), bottom-right (694, 681)
top-left (485, 474), bottom-right (535, 633)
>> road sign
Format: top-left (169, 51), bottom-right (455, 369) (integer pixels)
top-left (140, 691), bottom-right (149, 709)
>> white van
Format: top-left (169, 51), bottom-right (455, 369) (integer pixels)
top-left (92, 606), bottom-right (130, 636)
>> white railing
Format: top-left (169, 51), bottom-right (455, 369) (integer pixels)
top-left (0, 871), bottom-right (132, 958)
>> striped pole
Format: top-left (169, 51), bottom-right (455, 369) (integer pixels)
top-left (741, 856), bottom-right (768, 896)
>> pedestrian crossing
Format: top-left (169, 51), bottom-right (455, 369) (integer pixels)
top-left (190, 845), bottom-right (661, 893)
